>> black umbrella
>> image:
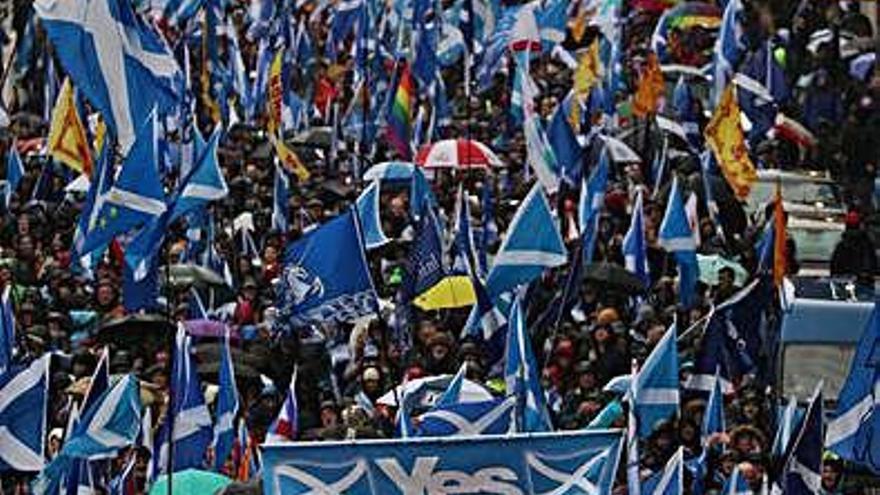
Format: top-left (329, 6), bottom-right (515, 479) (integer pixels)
top-left (583, 262), bottom-right (647, 294)
top-left (160, 264), bottom-right (226, 288)
top-left (96, 314), bottom-right (174, 351)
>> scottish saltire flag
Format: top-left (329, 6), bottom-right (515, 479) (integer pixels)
top-left (4, 144), bottom-right (24, 208)
top-left (451, 185), bottom-right (477, 274)
top-left (108, 454), bottom-right (135, 495)
top-left (711, 0), bottom-right (745, 105)
top-left (267, 368), bottom-right (299, 443)
top-left (579, 148), bottom-right (610, 263)
top-left (504, 294), bottom-right (552, 432)
top-left (634, 324), bottom-right (680, 437)
top-left (76, 111), bottom-right (167, 256)
top-left (327, 0), bottom-right (365, 59)
top-left (736, 43), bottom-right (789, 143)
top-left (672, 76), bottom-right (701, 150)
top-left (34, 374), bottom-right (142, 495)
top-left (401, 207), bottom-right (445, 302)
top-left (418, 396), bottom-right (516, 437)
top-left (772, 396), bottom-right (802, 458)
top-left (64, 409), bottom-right (93, 495)
top-left (169, 128), bottom-right (227, 222)
top-left (0, 286), bottom-right (16, 373)
top-left (274, 208), bottom-right (378, 330)
top-left (722, 465), bottom-right (751, 495)
top-left (34, 0), bottom-right (182, 154)
top-left (783, 385), bottom-right (823, 495)
top-left (462, 268), bottom-right (507, 360)
top-left (213, 328), bottom-right (239, 471)
top-left (826, 302), bottom-right (880, 474)
top-left (547, 93), bottom-right (585, 183)
top-left (485, 183), bottom-right (566, 301)
top-left (436, 363), bottom-right (468, 408)
top-left (643, 447), bottom-right (684, 495)
top-left (355, 181), bottom-right (389, 250)
top-left (524, 107), bottom-right (561, 194)
top-left (478, 183), bottom-right (499, 277)
top-left (0, 355), bottom-right (49, 472)
top-left (156, 324), bottom-right (212, 474)
top-left (272, 164), bottom-right (290, 233)
top-left (83, 347), bottom-right (110, 417)
top-left (623, 190), bottom-right (650, 289)
top-left (702, 367), bottom-right (725, 445)
top-left (227, 18), bottom-right (251, 115)
top-left (658, 176), bottom-right (698, 308)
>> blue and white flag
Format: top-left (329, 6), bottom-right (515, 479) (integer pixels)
top-left (156, 324), bottom-right (212, 474)
top-left (77, 111), bottom-right (167, 256)
top-left (623, 190), bottom-right (650, 289)
top-left (401, 207), bottom-right (445, 302)
top-left (355, 181), bottom-right (390, 250)
top-left (658, 176), bottom-right (698, 308)
top-left (436, 363), bottom-right (468, 408)
top-left (82, 347), bottom-right (110, 416)
top-left (275, 208), bottom-right (379, 330)
top-left (783, 384), bottom-right (823, 495)
top-left (227, 18), bottom-right (252, 115)
top-left (711, 0), bottom-right (745, 106)
top-left (736, 43), bottom-right (789, 143)
top-left (478, 183), bottom-right (499, 277)
top-left (672, 76), bottom-right (701, 150)
top-left (213, 328), bottom-right (239, 471)
top-left (485, 183), bottom-right (566, 301)
top-left (579, 149), bottom-right (610, 263)
top-left (63, 406), bottom-right (93, 495)
top-left (633, 324), bottom-right (679, 438)
top-left (772, 396), bottom-right (803, 458)
top-left (417, 396), bottom-right (516, 437)
top-left (0, 287), bottom-right (16, 374)
top-left (504, 294), bottom-right (552, 433)
top-left (272, 164), bottom-right (290, 233)
top-left (462, 270), bottom-right (507, 359)
top-left (4, 145), bottom-right (24, 208)
top-left (0, 355), bottom-right (49, 472)
top-left (34, 374), bottom-right (141, 494)
top-left (451, 185), bottom-right (477, 275)
top-left (547, 93), bottom-right (585, 183)
top-left (702, 367), bottom-right (725, 446)
top-left (169, 128), bottom-right (227, 222)
top-left (536, 0), bottom-right (567, 50)
top-left (267, 368), bottom-right (299, 442)
top-left (644, 447), bottom-right (684, 495)
top-left (722, 465), bottom-right (751, 495)
top-left (826, 301), bottom-right (880, 474)
top-left (34, 0), bottom-right (182, 154)
top-left (327, 0), bottom-right (366, 59)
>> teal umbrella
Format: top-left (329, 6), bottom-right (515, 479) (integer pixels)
top-left (697, 254), bottom-right (748, 286)
top-left (149, 469), bottom-right (232, 495)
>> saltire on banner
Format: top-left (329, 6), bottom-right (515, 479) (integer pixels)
top-left (504, 294), bottom-right (552, 433)
top-left (262, 430), bottom-right (623, 495)
top-left (0, 355), bottom-right (49, 473)
top-left (633, 324), bottom-right (680, 438)
top-left (274, 208), bottom-right (378, 330)
top-left (622, 189), bottom-right (650, 288)
top-left (355, 181), bottom-right (390, 250)
top-left (658, 176), bottom-right (698, 308)
top-left (34, 0), bottom-right (182, 154)
top-left (579, 148), bottom-right (610, 263)
top-left (0, 286), bottom-right (16, 374)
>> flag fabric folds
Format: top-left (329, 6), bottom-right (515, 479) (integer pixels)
top-left (632, 52), bottom-right (665, 118)
top-left (701, 367), bottom-right (726, 444)
top-left (0, 355), bottom-right (49, 472)
top-left (633, 324), bottom-right (680, 438)
top-left (34, 0), bottom-right (182, 154)
top-left (826, 302), bottom-right (880, 474)
top-left (274, 208), bottom-right (378, 330)
top-left (5, 144), bottom-right (24, 209)
top-left (355, 180), bottom-right (390, 250)
top-left (782, 384), bottom-right (823, 495)
top-left (486, 183), bottom-right (566, 301)
top-left (267, 368), bottom-right (299, 443)
top-left (579, 149), bottom-right (610, 263)
top-left (623, 190), bottom-right (650, 288)
top-left (387, 62), bottom-right (415, 160)
top-left (504, 294), bottom-right (552, 432)
top-left (213, 328), bottom-right (239, 472)
top-left (0, 287), bottom-right (16, 374)
top-left (401, 207), bottom-right (446, 302)
top-left (272, 164), bottom-right (290, 233)
top-left (417, 397), bottom-right (516, 437)
top-left (658, 176), bottom-right (698, 308)
top-left (47, 78), bottom-right (93, 176)
top-left (704, 86), bottom-right (757, 199)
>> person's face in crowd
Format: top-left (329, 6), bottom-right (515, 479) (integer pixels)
top-left (718, 268), bottom-right (735, 294)
top-left (362, 376), bottom-right (380, 396)
top-left (720, 455), bottom-right (736, 476)
top-left (646, 324), bottom-right (666, 347)
top-left (577, 370), bottom-right (597, 391)
top-left (320, 407), bottom-right (339, 427)
top-left (97, 284), bottom-right (116, 307)
top-left (742, 400), bottom-right (761, 422)
top-left (416, 321), bottom-right (436, 346)
top-left (735, 433), bottom-right (755, 454)
top-left (17, 215), bottom-right (29, 236)
top-left (594, 326), bottom-right (610, 344)
top-left (430, 342), bottom-right (449, 363)
top-left (0, 266), bottom-right (11, 287)
top-left (17, 236), bottom-right (35, 261)
top-left (151, 371), bottom-right (168, 390)
top-left (389, 195), bottom-right (407, 218)
top-left (48, 435), bottom-right (61, 456)
top-left (680, 422), bottom-right (697, 445)
top-left (264, 245), bottom-right (278, 264)
top-left (821, 462), bottom-right (841, 490)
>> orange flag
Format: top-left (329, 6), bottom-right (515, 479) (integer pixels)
top-left (704, 85), bottom-right (757, 199)
top-left (631, 52), bottom-right (664, 118)
top-left (47, 78), bottom-right (93, 176)
top-left (773, 181), bottom-right (786, 286)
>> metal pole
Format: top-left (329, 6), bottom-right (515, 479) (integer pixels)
top-left (165, 218), bottom-right (175, 495)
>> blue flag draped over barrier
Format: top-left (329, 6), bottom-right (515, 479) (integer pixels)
top-left (275, 208), bottom-right (378, 331)
top-left (262, 430), bottom-right (623, 495)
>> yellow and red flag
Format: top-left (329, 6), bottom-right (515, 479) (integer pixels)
top-left (573, 39), bottom-right (602, 101)
top-left (266, 48), bottom-right (285, 136)
top-left (47, 78), bottom-right (93, 176)
top-left (271, 133), bottom-right (310, 182)
top-left (632, 52), bottom-right (665, 118)
top-left (704, 85), bottom-right (757, 199)
top-left (773, 181), bottom-right (786, 287)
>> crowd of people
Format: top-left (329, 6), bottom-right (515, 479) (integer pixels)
top-left (0, 0), bottom-right (879, 493)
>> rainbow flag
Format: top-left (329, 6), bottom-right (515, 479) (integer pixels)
top-left (387, 62), bottom-right (415, 160)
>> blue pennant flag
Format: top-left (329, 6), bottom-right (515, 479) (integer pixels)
top-left (721, 465), bottom-right (751, 495)
top-left (451, 185), bottom-right (477, 275)
top-left (623, 189), bottom-right (650, 289)
top-left (169, 127), bottom-right (227, 222)
top-left (579, 148), bottom-right (610, 263)
top-left (658, 176), bottom-right (698, 308)
top-left (504, 294), bottom-right (552, 433)
top-left (782, 384), bottom-right (823, 495)
top-left (77, 111), bottom-right (167, 256)
top-left (0, 355), bottom-right (49, 473)
top-left (772, 396), bottom-right (804, 458)
top-left (547, 93), bottom-right (585, 184)
top-left (34, 0), bottom-right (182, 154)
top-left (401, 207), bottom-right (446, 302)
top-left (272, 164), bottom-right (291, 233)
top-left (34, 374), bottom-right (141, 495)
top-left (826, 301), bottom-right (880, 474)
top-left (436, 363), bottom-right (468, 408)
top-left (248, 38), bottom-right (272, 122)
top-left (355, 181), bottom-right (390, 250)
top-left (0, 287), bottom-right (16, 374)
top-left (156, 324), bottom-right (212, 474)
top-left (4, 144), bottom-right (24, 208)
top-left (213, 328), bottom-right (239, 471)
top-left (463, 272), bottom-right (507, 365)
top-left (634, 324), bottom-right (680, 438)
top-left (275, 208), bottom-right (379, 331)
top-left (418, 396), bottom-right (516, 437)
top-left (486, 183), bottom-right (566, 301)
top-left (702, 367), bottom-right (726, 445)
top-left (643, 447), bottom-right (684, 495)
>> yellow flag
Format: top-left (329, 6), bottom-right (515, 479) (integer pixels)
top-left (47, 78), bottom-right (93, 176)
top-left (266, 49), bottom-right (285, 136)
top-left (632, 52), bottom-right (664, 118)
top-left (271, 133), bottom-right (310, 182)
top-left (704, 85), bottom-right (757, 199)
top-left (93, 116), bottom-right (106, 156)
top-left (573, 39), bottom-right (602, 101)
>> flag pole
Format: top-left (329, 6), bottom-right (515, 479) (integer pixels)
top-left (164, 230), bottom-right (175, 495)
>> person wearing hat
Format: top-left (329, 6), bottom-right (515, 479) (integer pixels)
top-left (831, 209), bottom-right (877, 283)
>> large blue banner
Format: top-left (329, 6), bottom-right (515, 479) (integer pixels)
top-left (262, 430), bottom-right (623, 495)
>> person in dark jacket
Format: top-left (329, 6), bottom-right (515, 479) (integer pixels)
top-left (830, 211), bottom-right (877, 283)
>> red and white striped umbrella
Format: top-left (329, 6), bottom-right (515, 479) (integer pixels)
top-left (415, 139), bottom-right (503, 170)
